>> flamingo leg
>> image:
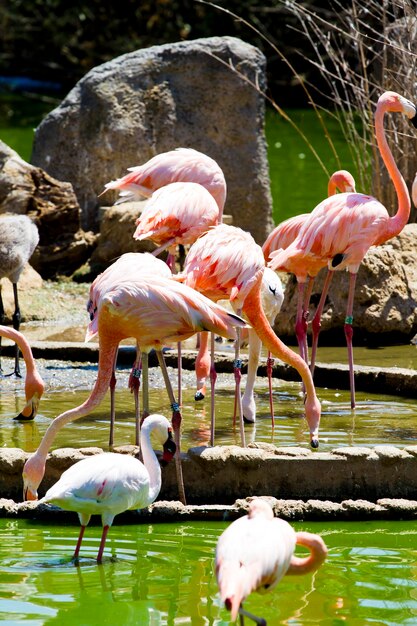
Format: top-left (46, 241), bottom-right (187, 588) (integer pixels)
top-left (310, 270), bottom-right (334, 376)
top-left (97, 525), bottom-right (110, 564)
top-left (295, 281), bottom-right (307, 363)
top-left (128, 344), bottom-right (142, 446)
top-left (73, 525), bottom-right (87, 560)
top-left (267, 351), bottom-right (275, 428)
top-left (344, 271), bottom-right (357, 410)
top-left (301, 276), bottom-right (314, 364)
top-left (241, 328), bottom-right (261, 425)
top-left (141, 352), bottom-right (149, 419)
top-left (209, 332), bottom-right (217, 446)
top-left (233, 310), bottom-right (246, 447)
top-left (177, 341), bottom-right (182, 407)
top-left (195, 331), bottom-right (210, 401)
top-left (108, 350), bottom-right (118, 448)
top-left (11, 283), bottom-right (21, 377)
top-left (156, 350), bottom-right (187, 505)
top-left (239, 605), bottom-right (267, 626)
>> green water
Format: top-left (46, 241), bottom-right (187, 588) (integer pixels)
top-left (1, 356), bottom-right (417, 453)
top-left (0, 518), bottom-right (416, 625)
top-left (266, 108), bottom-right (357, 224)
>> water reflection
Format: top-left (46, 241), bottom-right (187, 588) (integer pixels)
top-left (0, 519), bottom-right (417, 624)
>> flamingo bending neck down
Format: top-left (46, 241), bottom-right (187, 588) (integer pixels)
top-left (41, 413), bottom-right (176, 563)
top-left (269, 91), bottom-right (417, 409)
top-left (0, 325), bottom-right (45, 420)
top-left (23, 275), bottom-right (247, 505)
top-left (262, 169), bottom-right (356, 364)
top-left (215, 498), bottom-right (328, 625)
top-left (179, 223), bottom-right (321, 448)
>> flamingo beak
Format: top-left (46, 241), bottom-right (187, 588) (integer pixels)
top-left (13, 396), bottom-right (39, 421)
top-left (310, 436), bottom-right (319, 449)
top-left (23, 483), bottom-right (38, 501)
top-left (160, 431), bottom-right (177, 466)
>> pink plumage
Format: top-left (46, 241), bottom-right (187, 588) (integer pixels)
top-left (215, 498), bottom-right (327, 623)
top-left (102, 147), bottom-right (227, 216)
top-left (133, 181), bottom-right (221, 251)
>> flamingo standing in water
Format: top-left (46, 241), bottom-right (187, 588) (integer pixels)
top-left (23, 274), bottom-right (246, 505)
top-left (0, 214), bottom-right (39, 376)
top-left (0, 325), bottom-right (45, 420)
top-left (178, 223), bottom-right (321, 448)
top-left (269, 91), bottom-right (417, 408)
top-left (86, 252), bottom-right (172, 445)
top-left (41, 413), bottom-right (176, 563)
top-left (101, 147), bottom-right (226, 219)
top-left (262, 170), bottom-right (356, 363)
top-left (215, 498), bottom-right (328, 625)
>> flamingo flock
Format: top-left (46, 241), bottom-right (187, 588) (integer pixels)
top-left (0, 89), bottom-right (415, 622)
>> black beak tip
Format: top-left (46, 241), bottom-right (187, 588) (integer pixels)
top-left (310, 437), bottom-right (319, 449)
top-left (13, 411), bottom-right (35, 422)
top-left (411, 113), bottom-right (417, 128)
top-left (194, 391), bottom-right (205, 401)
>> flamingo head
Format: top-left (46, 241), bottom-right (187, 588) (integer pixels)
top-left (22, 453), bottom-right (45, 501)
top-left (304, 393), bottom-right (321, 449)
top-left (14, 372), bottom-right (45, 421)
top-left (160, 429), bottom-right (176, 466)
top-left (378, 91), bottom-right (417, 126)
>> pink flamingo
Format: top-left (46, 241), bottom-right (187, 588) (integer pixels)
top-left (0, 325), bottom-right (45, 420)
top-left (262, 170), bottom-right (356, 363)
top-left (215, 498), bottom-right (328, 625)
top-left (41, 414), bottom-right (176, 563)
top-left (101, 147), bottom-right (226, 219)
top-left (179, 223), bottom-right (321, 448)
top-left (269, 91), bottom-right (417, 409)
top-left (86, 252), bottom-right (172, 445)
top-left (23, 274), bottom-right (246, 505)
top-left (132, 181), bottom-right (221, 270)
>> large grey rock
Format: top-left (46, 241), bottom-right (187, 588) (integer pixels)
top-left (31, 36), bottom-right (274, 242)
top-left (274, 223), bottom-right (417, 343)
top-left (0, 141), bottom-right (95, 277)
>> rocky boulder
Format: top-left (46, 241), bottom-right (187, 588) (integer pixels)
top-left (0, 141), bottom-right (96, 278)
top-left (274, 223), bottom-right (417, 344)
top-left (31, 36), bottom-right (274, 243)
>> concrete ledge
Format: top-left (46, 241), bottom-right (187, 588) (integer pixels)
top-left (4, 444), bottom-right (417, 517)
top-left (2, 496), bottom-right (417, 523)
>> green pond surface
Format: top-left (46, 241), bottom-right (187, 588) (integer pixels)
top-left (1, 354), bottom-right (417, 453)
top-left (0, 518), bottom-right (416, 625)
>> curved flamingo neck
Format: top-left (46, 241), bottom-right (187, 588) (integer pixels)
top-left (287, 531), bottom-right (328, 575)
top-left (140, 421), bottom-right (162, 503)
top-left (243, 282), bottom-right (320, 441)
top-left (0, 326), bottom-right (36, 375)
top-left (35, 338), bottom-right (119, 461)
top-left (375, 99), bottom-right (410, 241)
